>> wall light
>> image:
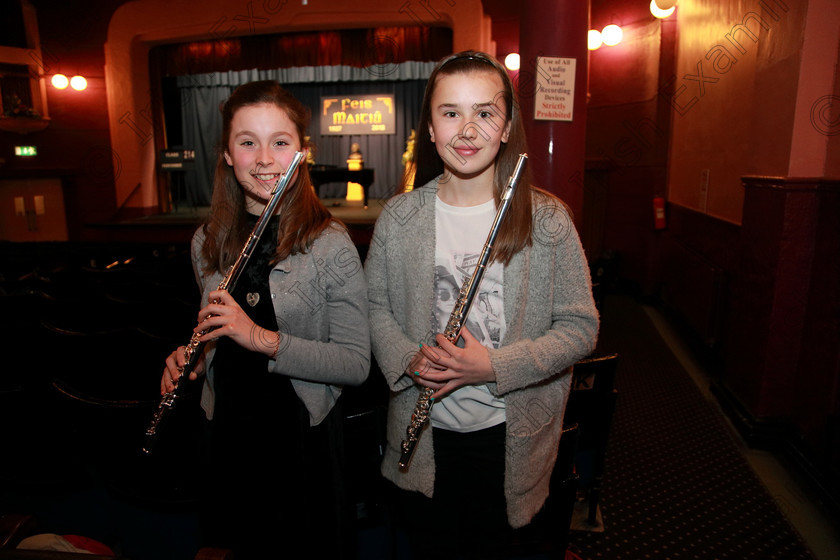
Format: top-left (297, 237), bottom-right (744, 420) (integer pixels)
top-left (70, 76), bottom-right (87, 91)
top-left (51, 73), bottom-right (88, 90)
top-left (588, 29), bottom-right (603, 50)
top-left (51, 74), bottom-right (69, 89)
top-left (504, 53), bottom-right (521, 71)
top-left (601, 24), bottom-right (623, 46)
top-left (650, 0), bottom-right (676, 18)
top-left (654, 0), bottom-right (677, 9)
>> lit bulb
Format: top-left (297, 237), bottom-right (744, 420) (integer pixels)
top-left (654, 0), bottom-right (677, 9)
top-left (51, 74), bottom-right (69, 89)
top-left (650, 0), bottom-right (676, 18)
top-left (504, 53), bottom-right (520, 71)
top-left (70, 76), bottom-right (87, 91)
top-left (588, 29), bottom-right (603, 50)
top-left (601, 24), bottom-right (623, 46)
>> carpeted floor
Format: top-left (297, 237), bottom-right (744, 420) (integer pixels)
top-left (566, 295), bottom-right (816, 560)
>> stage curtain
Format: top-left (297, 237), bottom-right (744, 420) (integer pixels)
top-left (158, 26), bottom-right (450, 206)
top-left (160, 27), bottom-right (452, 76)
top-left (176, 62), bottom-right (433, 205)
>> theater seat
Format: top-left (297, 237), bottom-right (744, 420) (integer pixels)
top-left (564, 353), bottom-right (620, 528)
top-left (0, 514), bottom-right (231, 560)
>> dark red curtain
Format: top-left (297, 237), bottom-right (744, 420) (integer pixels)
top-left (156, 26), bottom-right (453, 77)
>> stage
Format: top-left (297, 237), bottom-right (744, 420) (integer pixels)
top-left (87, 199), bottom-right (383, 247)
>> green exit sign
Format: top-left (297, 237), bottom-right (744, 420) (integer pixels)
top-left (15, 146), bottom-right (37, 156)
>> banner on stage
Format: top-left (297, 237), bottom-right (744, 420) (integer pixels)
top-left (321, 94), bottom-right (395, 135)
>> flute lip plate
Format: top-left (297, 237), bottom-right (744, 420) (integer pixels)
top-left (270, 151), bottom-right (305, 194)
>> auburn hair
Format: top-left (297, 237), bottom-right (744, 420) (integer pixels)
top-left (402, 50), bottom-right (534, 265)
top-left (201, 80), bottom-right (336, 274)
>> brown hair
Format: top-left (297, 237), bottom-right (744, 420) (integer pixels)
top-left (201, 80), bottom-right (336, 274)
top-left (402, 50), bottom-right (534, 265)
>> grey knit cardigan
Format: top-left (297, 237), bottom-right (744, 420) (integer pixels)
top-left (192, 223), bottom-right (371, 426)
top-left (365, 179), bottom-right (599, 528)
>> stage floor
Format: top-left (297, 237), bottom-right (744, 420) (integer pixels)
top-left (121, 198), bottom-right (382, 227)
top-left (320, 198), bottom-right (383, 225)
top-left (92, 199), bottom-right (382, 246)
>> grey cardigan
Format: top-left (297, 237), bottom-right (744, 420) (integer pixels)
top-left (192, 222), bottom-right (371, 426)
top-left (365, 179), bottom-right (599, 528)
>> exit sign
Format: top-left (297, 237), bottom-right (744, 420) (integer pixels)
top-left (15, 146), bottom-right (37, 156)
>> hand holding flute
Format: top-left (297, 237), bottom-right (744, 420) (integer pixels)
top-left (159, 290), bottom-right (282, 394)
top-left (160, 345), bottom-right (202, 394)
top-left (407, 327), bottom-right (494, 400)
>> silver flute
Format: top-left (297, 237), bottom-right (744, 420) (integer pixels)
top-left (398, 153), bottom-right (528, 469)
top-left (142, 151), bottom-right (305, 455)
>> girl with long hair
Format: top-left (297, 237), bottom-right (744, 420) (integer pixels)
top-left (365, 51), bottom-right (599, 558)
top-left (160, 80), bottom-right (369, 559)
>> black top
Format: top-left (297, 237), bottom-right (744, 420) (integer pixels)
top-left (211, 213), bottom-right (302, 431)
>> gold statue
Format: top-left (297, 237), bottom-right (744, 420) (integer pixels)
top-left (304, 136), bottom-right (316, 166)
top-left (347, 142), bottom-right (363, 169)
top-left (346, 143), bottom-right (364, 203)
top-left (402, 129), bottom-right (416, 192)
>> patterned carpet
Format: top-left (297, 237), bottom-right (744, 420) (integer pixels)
top-left (566, 295), bottom-right (815, 560)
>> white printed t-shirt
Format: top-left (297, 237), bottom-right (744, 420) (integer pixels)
top-left (431, 195), bottom-right (507, 432)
